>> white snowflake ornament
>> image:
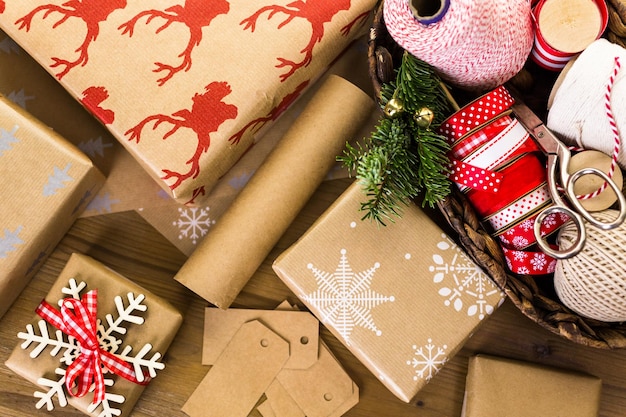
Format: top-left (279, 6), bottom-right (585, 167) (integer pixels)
top-left (17, 278), bottom-right (166, 416)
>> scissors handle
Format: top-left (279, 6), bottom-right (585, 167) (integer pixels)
top-left (534, 206), bottom-right (586, 260)
top-left (566, 167), bottom-right (626, 230)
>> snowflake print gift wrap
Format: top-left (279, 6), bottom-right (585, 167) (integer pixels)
top-left (273, 181), bottom-right (506, 403)
top-left (6, 253), bottom-right (183, 417)
top-left (0, 95), bottom-right (104, 319)
top-left (0, 0), bottom-right (376, 205)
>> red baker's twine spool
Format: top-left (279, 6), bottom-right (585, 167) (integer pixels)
top-left (531, 0), bottom-right (609, 71)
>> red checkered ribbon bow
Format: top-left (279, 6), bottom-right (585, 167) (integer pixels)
top-left (36, 290), bottom-right (145, 403)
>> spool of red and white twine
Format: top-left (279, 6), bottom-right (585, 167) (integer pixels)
top-left (531, 0), bottom-right (608, 71)
top-left (383, 0), bottom-right (534, 91)
top-left (548, 39), bottom-right (626, 172)
top-left (439, 87), bottom-right (567, 276)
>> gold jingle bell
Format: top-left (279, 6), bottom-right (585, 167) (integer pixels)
top-left (383, 98), bottom-right (404, 118)
top-left (414, 107), bottom-right (434, 128)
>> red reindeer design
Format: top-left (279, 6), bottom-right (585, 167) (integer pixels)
top-left (228, 80), bottom-right (309, 144)
top-left (241, 0), bottom-right (364, 81)
top-left (15, 0), bottom-right (127, 79)
top-left (119, 0), bottom-right (230, 86)
top-left (125, 82), bottom-right (238, 190)
top-left (81, 86), bottom-right (115, 125)
top-left (0, 1), bottom-right (5, 14)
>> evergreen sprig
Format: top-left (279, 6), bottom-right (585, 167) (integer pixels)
top-left (339, 52), bottom-right (455, 224)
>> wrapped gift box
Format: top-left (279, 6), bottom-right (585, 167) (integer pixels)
top-left (5, 253), bottom-right (183, 417)
top-left (462, 354), bottom-right (602, 417)
top-left (0, 0), bottom-right (375, 205)
top-left (0, 95), bottom-right (104, 318)
top-left (272, 181), bottom-right (506, 403)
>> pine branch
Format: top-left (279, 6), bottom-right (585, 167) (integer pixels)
top-left (340, 52), bottom-right (454, 223)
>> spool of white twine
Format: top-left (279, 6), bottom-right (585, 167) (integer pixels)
top-left (554, 209), bottom-right (626, 322)
top-left (548, 39), bottom-right (626, 168)
top-left (383, 0), bottom-right (534, 90)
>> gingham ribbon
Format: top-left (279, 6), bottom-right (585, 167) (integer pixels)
top-left (36, 290), bottom-right (145, 403)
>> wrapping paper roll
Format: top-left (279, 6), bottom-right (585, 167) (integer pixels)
top-left (174, 75), bottom-right (376, 308)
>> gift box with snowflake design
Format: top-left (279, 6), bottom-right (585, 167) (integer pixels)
top-left (0, 0), bottom-right (375, 205)
top-left (0, 94), bottom-right (104, 319)
top-left (273, 181), bottom-right (506, 403)
top-left (5, 253), bottom-right (183, 417)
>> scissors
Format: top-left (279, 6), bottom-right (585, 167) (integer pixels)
top-left (512, 103), bottom-right (626, 259)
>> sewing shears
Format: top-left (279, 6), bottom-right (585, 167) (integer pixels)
top-left (512, 103), bottom-right (626, 259)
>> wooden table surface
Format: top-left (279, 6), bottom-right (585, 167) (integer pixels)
top-left (2, 177), bottom-right (626, 416)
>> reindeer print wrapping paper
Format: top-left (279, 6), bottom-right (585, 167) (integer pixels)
top-left (0, 0), bottom-right (375, 205)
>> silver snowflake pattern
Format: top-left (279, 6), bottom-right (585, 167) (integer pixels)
top-left (7, 89), bottom-right (35, 109)
top-left (406, 338), bottom-right (448, 382)
top-left (304, 248), bottom-right (394, 343)
top-left (78, 136), bottom-right (113, 158)
top-left (173, 206), bottom-right (215, 245)
top-left (519, 218), bottom-right (534, 231)
top-left (431, 234), bottom-right (502, 319)
top-left (17, 278), bottom-right (165, 416)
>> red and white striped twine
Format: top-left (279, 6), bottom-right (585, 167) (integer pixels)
top-left (577, 56), bottom-right (621, 201)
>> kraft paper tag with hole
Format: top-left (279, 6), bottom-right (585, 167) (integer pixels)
top-left (202, 308), bottom-right (319, 369)
top-left (275, 340), bottom-right (359, 417)
top-left (183, 320), bottom-right (290, 417)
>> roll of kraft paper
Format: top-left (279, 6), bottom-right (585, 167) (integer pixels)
top-left (174, 75), bottom-right (376, 309)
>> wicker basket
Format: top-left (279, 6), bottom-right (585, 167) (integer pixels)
top-left (367, 0), bottom-right (626, 349)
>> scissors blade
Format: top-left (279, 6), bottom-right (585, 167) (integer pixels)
top-left (512, 103), bottom-right (559, 154)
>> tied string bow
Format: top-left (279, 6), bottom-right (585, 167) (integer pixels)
top-left (35, 289), bottom-right (147, 403)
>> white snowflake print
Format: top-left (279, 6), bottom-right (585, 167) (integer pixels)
top-left (17, 278), bottom-right (165, 416)
top-left (542, 213), bottom-right (557, 228)
top-left (517, 266), bottom-right (530, 275)
top-left (0, 226), bottom-right (24, 258)
top-left (512, 250), bottom-right (528, 262)
top-left (406, 338), bottom-right (448, 382)
top-left (519, 219), bottom-right (534, 231)
top-left (530, 253), bottom-right (548, 271)
top-left (431, 234), bottom-right (502, 319)
top-left (511, 235), bottom-right (529, 249)
top-left (303, 248), bottom-right (394, 343)
top-left (173, 207), bottom-right (215, 245)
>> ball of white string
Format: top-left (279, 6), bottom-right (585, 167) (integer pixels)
top-left (554, 209), bottom-right (626, 322)
top-left (547, 39), bottom-right (626, 168)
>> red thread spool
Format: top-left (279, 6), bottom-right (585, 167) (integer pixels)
top-left (531, 0), bottom-right (608, 71)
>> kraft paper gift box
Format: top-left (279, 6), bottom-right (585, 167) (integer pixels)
top-left (0, 0), bottom-right (376, 205)
top-left (272, 181), bottom-right (506, 403)
top-left (462, 355), bottom-right (602, 417)
top-left (6, 253), bottom-right (183, 417)
top-left (0, 94), bottom-right (104, 319)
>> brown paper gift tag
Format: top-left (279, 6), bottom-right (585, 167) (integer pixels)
top-left (0, 95), bottom-right (104, 318)
top-left (462, 354), bottom-right (602, 417)
top-left (202, 308), bottom-right (319, 370)
top-left (183, 320), bottom-right (290, 417)
top-left (0, 0), bottom-right (376, 204)
top-left (273, 181), bottom-right (506, 403)
top-left (5, 253), bottom-right (183, 417)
